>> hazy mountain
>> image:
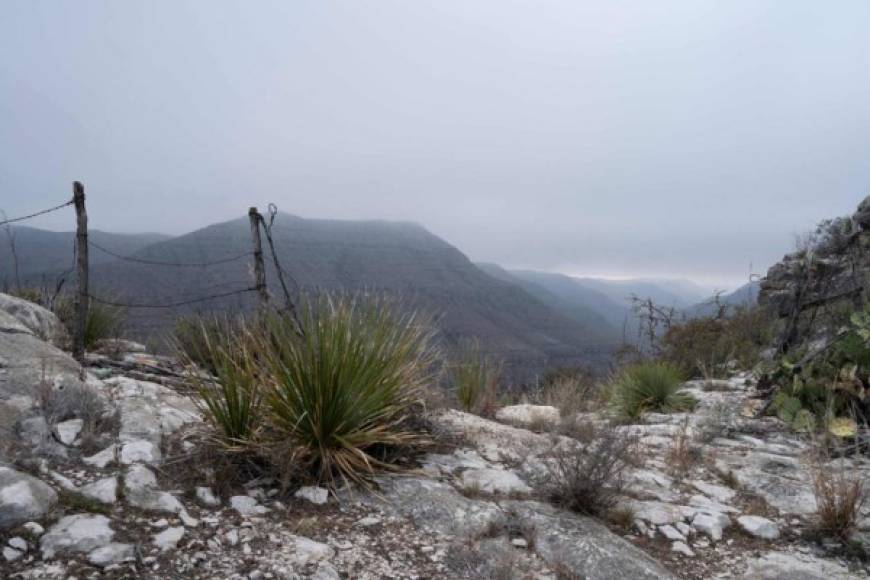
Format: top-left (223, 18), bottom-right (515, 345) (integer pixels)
top-left (77, 214), bottom-right (616, 380)
top-left (685, 281), bottom-right (760, 318)
top-left (571, 277), bottom-right (711, 310)
top-left (0, 226), bottom-right (170, 289)
top-left (479, 265), bottom-right (626, 335)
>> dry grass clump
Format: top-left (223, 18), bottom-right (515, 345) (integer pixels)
top-left (181, 294), bottom-right (437, 490)
top-left (451, 341), bottom-right (500, 416)
top-left (665, 419), bottom-right (700, 480)
top-left (543, 424), bottom-right (639, 517)
top-left (811, 461), bottom-right (866, 540)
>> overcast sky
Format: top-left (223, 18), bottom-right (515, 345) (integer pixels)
top-left (2, 1), bottom-right (869, 289)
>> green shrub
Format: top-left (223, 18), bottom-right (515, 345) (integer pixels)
top-left (451, 342), bottom-right (500, 415)
top-left (608, 361), bottom-right (694, 419)
top-left (174, 314), bottom-right (246, 375)
top-left (256, 295), bottom-right (437, 487)
top-left (178, 316), bottom-right (263, 445)
top-left (661, 305), bottom-right (773, 378)
top-left (54, 297), bottom-right (126, 349)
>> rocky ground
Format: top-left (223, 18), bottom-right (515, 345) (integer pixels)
top-left (1, 293), bottom-right (869, 579)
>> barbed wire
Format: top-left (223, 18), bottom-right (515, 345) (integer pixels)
top-left (88, 239), bottom-right (252, 268)
top-left (0, 199), bottom-right (74, 227)
top-left (87, 286), bottom-right (258, 309)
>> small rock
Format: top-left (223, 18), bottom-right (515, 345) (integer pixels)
top-left (8, 536), bottom-right (27, 551)
top-left (692, 512), bottom-right (730, 542)
top-left (196, 486), bottom-right (221, 507)
top-left (292, 535), bottom-right (334, 565)
top-left (120, 439), bottom-right (158, 464)
top-left (153, 526), bottom-right (184, 552)
top-left (671, 541), bottom-right (695, 557)
top-left (460, 468), bottom-right (531, 495)
top-left (3, 546), bottom-right (22, 561)
top-left (54, 418), bottom-right (84, 445)
top-left (80, 477), bottom-right (118, 504)
top-left (83, 445), bottom-right (117, 469)
top-left (230, 495), bottom-right (270, 516)
top-left (0, 466), bottom-right (59, 530)
top-left (295, 486), bottom-right (329, 505)
top-left (88, 542), bottom-right (135, 567)
top-left (737, 515), bottom-right (780, 540)
top-left (494, 404), bottom-right (560, 428)
top-left (22, 522), bottom-right (44, 536)
top-left (40, 514), bottom-right (115, 559)
top-left (675, 522), bottom-right (692, 536)
top-left (511, 537), bottom-right (528, 548)
top-left (659, 525), bottom-right (685, 541)
top-left (357, 516), bottom-right (381, 527)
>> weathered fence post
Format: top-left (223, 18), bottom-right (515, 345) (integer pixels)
top-left (72, 181), bottom-right (88, 362)
top-left (249, 207), bottom-right (269, 307)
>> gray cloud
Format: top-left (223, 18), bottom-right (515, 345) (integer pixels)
top-left (2, 0), bottom-right (869, 288)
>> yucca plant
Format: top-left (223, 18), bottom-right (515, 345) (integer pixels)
top-left (608, 361), bottom-right (694, 419)
top-left (256, 295), bottom-right (436, 488)
top-left (451, 342), bottom-right (501, 414)
top-left (177, 315), bottom-right (263, 446)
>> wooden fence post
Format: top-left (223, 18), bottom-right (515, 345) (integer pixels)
top-left (249, 207), bottom-right (269, 307)
top-left (72, 181), bottom-right (88, 362)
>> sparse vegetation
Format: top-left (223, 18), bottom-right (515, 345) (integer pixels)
top-left (451, 341), bottom-right (501, 416)
top-left (607, 361), bottom-right (694, 419)
top-left (665, 418), bottom-right (700, 479)
top-left (180, 316), bottom-right (263, 446)
top-left (811, 460), bottom-right (866, 540)
top-left (661, 305), bottom-right (773, 379)
top-left (183, 294), bottom-right (437, 489)
top-left (543, 424), bottom-right (639, 517)
top-left (53, 296), bottom-right (126, 350)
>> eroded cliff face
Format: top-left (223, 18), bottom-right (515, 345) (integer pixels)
top-left (759, 196), bottom-right (870, 354)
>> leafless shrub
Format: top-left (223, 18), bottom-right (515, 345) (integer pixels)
top-left (543, 424), bottom-right (639, 516)
top-left (665, 418), bottom-right (700, 480)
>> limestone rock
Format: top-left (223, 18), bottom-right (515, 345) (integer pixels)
top-left (196, 486), bottom-right (221, 507)
top-left (295, 486), bottom-right (329, 505)
top-left (80, 477), bottom-right (118, 505)
top-left (0, 293), bottom-right (67, 345)
top-left (737, 515), bottom-right (780, 540)
top-left (0, 466), bottom-right (58, 530)
top-left (88, 542), bottom-right (136, 567)
top-left (153, 526), bottom-right (185, 552)
top-left (460, 467), bottom-right (531, 495)
top-left (692, 511), bottom-right (730, 542)
top-left (495, 404), bottom-right (560, 428)
top-left (54, 418), bottom-right (84, 446)
top-left (230, 495), bottom-right (270, 516)
top-left (40, 514), bottom-right (114, 559)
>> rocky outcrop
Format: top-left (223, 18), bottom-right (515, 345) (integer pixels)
top-left (759, 196), bottom-right (870, 352)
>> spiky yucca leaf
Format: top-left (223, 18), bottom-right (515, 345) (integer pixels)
top-left (257, 295), bottom-right (436, 487)
top-left (609, 361), bottom-right (694, 419)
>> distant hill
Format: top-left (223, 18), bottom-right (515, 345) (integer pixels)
top-left (67, 215), bottom-right (617, 380)
top-left (571, 277), bottom-right (710, 310)
top-left (685, 281), bottom-right (760, 318)
top-left (479, 265), bottom-right (625, 338)
top-left (0, 226), bottom-right (170, 289)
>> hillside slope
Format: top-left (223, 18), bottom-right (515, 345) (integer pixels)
top-left (0, 226), bottom-right (170, 287)
top-left (86, 215), bottom-right (615, 379)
